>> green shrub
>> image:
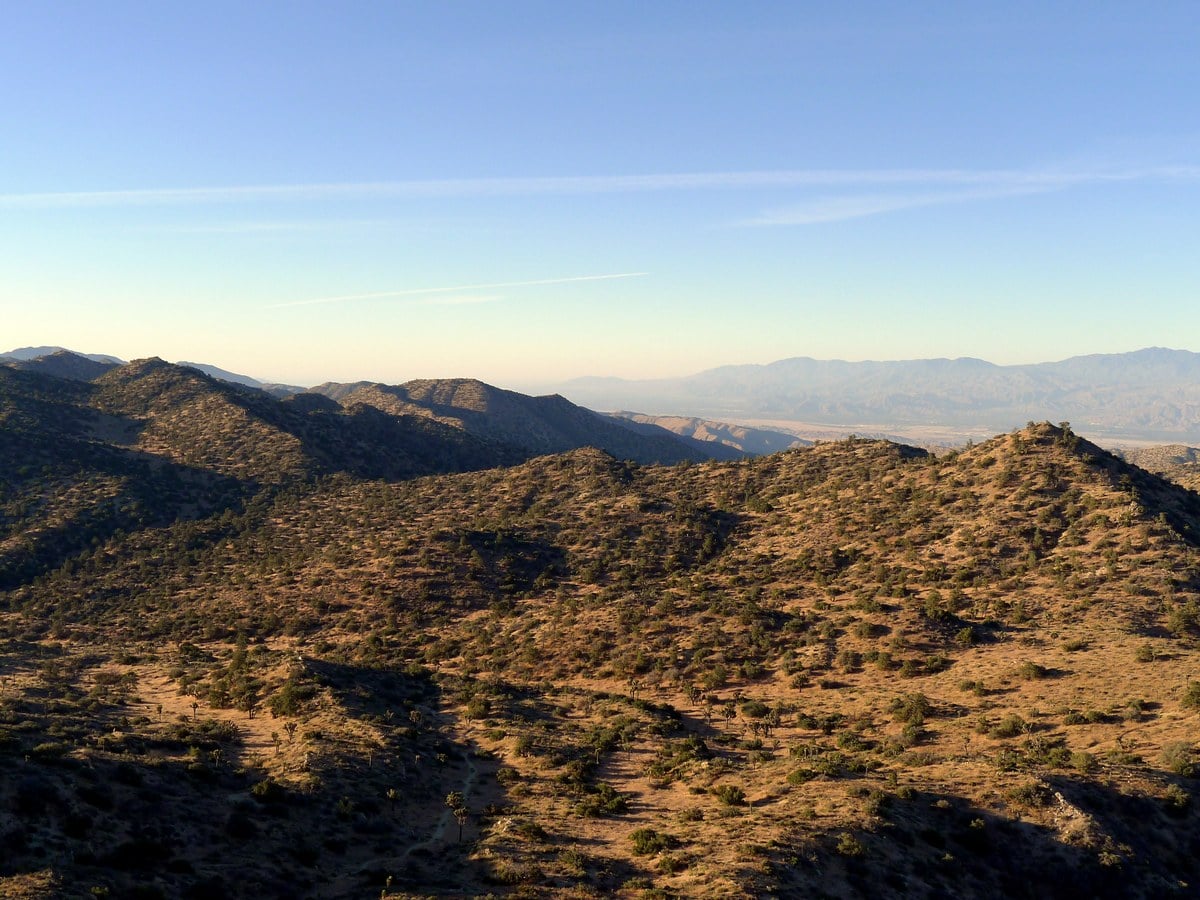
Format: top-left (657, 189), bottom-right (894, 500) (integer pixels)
top-left (630, 827), bottom-right (673, 855)
top-left (890, 692), bottom-right (931, 725)
top-left (1018, 662), bottom-right (1048, 680)
top-left (835, 832), bottom-right (865, 856)
top-left (1070, 751), bottom-right (1098, 773)
top-left (741, 700), bottom-right (769, 719)
top-left (1164, 784), bottom-right (1190, 814)
top-left (1006, 781), bottom-right (1052, 807)
top-left (1182, 682), bottom-right (1200, 711)
top-left (990, 715), bottom-right (1027, 739)
top-left (657, 854), bottom-right (685, 874)
top-left (575, 782), bottom-right (628, 818)
top-left (712, 784), bottom-right (745, 806)
top-left (250, 778), bottom-right (285, 804)
top-left (1162, 742), bottom-right (1195, 777)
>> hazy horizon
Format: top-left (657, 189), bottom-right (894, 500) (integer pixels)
top-left (4, 4), bottom-right (1199, 384)
top-left (6, 342), bottom-right (1199, 396)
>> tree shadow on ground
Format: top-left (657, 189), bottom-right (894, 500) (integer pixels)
top-left (756, 774), bottom-right (1200, 899)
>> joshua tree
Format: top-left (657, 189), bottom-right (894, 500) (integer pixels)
top-left (445, 791), bottom-right (469, 841)
top-left (454, 805), bottom-right (469, 843)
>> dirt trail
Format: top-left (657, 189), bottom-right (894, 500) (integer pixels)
top-left (400, 753), bottom-right (480, 861)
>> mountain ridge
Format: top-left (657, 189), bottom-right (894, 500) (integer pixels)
top-left (557, 347), bottom-right (1200, 442)
top-left (3, 404), bottom-right (1200, 896)
top-left (307, 377), bottom-right (725, 465)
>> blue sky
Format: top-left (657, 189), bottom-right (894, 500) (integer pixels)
top-left (3, 2), bottom-right (1199, 388)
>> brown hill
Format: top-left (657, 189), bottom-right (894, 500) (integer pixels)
top-left (3, 409), bottom-right (1200, 897)
top-left (1122, 444), bottom-right (1200, 493)
top-left (3, 349), bottom-right (120, 382)
top-left (608, 410), bottom-right (811, 456)
top-left (310, 377), bottom-right (719, 464)
top-left (90, 359), bottom-right (521, 483)
top-left (0, 361), bottom-right (525, 593)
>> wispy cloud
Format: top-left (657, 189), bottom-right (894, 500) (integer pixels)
top-left (5, 165), bottom-right (1198, 209)
top-left (739, 164), bottom-right (1200, 227)
top-left (150, 218), bottom-right (398, 234)
top-left (741, 184), bottom-right (1054, 226)
top-left (267, 272), bottom-right (648, 310)
top-left (417, 294), bottom-right (502, 306)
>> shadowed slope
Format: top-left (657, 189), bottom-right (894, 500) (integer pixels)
top-left (312, 377), bottom-right (719, 464)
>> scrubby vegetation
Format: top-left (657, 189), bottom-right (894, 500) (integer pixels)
top-left (2, 362), bottom-right (1200, 897)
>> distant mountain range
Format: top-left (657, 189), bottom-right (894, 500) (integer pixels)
top-left (1, 351), bottom-right (745, 470)
top-left (557, 347), bottom-right (1200, 443)
top-left (0, 345), bottom-right (123, 365)
top-left (10, 345), bottom-right (1200, 447)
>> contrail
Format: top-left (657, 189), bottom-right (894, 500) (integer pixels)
top-left (6, 165), bottom-right (1197, 209)
top-left (268, 272), bottom-right (649, 309)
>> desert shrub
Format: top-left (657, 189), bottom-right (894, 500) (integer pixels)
top-left (836, 832), bottom-right (865, 856)
top-left (657, 854), bottom-right (685, 874)
top-left (924, 653), bottom-right (951, 674)
top-left (712, 784), bottom-right (745, 806)
top-left (741, 700), bottom-right (769, 719)
top-left (250, 778), bottom-right (285, 804)
top-left (1162, 741), bottom-right (1195, 777)
top-left (1070, 752), bottom-right (1098, 774)
top-left (1164, 784), bottom-right (1190, 815)
top-left (1182, 682), bottom-right (1200, 711)
top-left (490, 860), bottom-right (544, 884)
top-left (465, 696), bottom-right (490, 720)
top-left (990, 715), bottom-right (1027, 739)
top-left (890, 692), bottom-right (931, 725)
top-left (1018, 662), bottom-right (1048, 680)
top-left (630, 827), bottom-right (673, 855)
top-left (1006, 781), bottom-right (1052, 807)
top-left (268, 675), bottom-right (316, 717)
top-left (837, 732), bottom-right (870, 752)
top-left (575, 782), bottom-right (628, 818)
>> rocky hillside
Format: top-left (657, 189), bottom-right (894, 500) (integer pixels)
top-left (2, 363), bottom-right (1200, 899)
top-left (1, 349), bottom-right (120, 382)
top-left (310, 377), bottom-right (722, 465)
top-left (607, 411), bottom-right (810, 456)
top-left (1121, 444), bottom-right (1200, 493)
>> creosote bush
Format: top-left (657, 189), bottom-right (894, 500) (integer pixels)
top-left (712, 784), bottom-right (746, 806)
top-left (630, 828), bottom-right (674, 856)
